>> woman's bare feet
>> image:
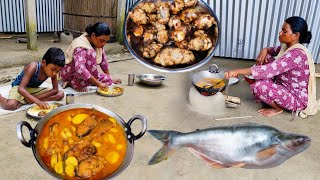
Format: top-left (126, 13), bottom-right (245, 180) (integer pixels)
top-left (62, 81), bottom-right (71, 89)
top-left (258, 108), bottom-right (284, 117)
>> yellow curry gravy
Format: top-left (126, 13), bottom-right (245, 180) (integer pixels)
top-left (37, 108), bottom-right (127, 180)
top-left (196, 78), bottom-right (225, 89)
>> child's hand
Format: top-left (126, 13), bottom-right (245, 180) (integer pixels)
top-left (37, 101), bottom-right (50, 109)
top-left (112, 78), bottom-right (122, 84)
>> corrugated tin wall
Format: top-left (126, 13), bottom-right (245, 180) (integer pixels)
top-left (125, 0), bottom-right (320, 63)
top-left (0, 0), bottom-right (63, 32)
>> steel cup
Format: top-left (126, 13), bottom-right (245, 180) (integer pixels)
top-left (128, 74), bottom-right (135, 86)
top-left (66, 94), bottom-right (74, 104)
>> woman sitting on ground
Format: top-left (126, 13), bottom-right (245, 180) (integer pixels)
top-left (61, 22), bottom-right (121, 92)
top-left (224, 16), bottom-right (317, 117)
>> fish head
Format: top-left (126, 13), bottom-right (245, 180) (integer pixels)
top-left (277, 133), bottom-right (311, 154)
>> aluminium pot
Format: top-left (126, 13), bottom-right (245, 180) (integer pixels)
top-left (124, 0), bottom-right (220, 73)
top-left (191, 64), bottom-right (229, 96)
top-left (16, 103), bottom-right (147, 180)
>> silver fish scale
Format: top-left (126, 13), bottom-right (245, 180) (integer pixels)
top-left (172, 125), bottom-right (281, 165)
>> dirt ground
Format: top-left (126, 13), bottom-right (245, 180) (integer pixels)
top-left (0, 56), bottom-right (320, 180)
top-left (1, 34), bottom-right (320, 180)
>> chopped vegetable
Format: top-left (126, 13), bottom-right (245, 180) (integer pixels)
top-left (65, 164), bottom-right (75, 177)
top-left (72, 114), bottom-right (89, 124)
top-left (65, 156), bottom-right (78, 166)
top-left (107, 134), bottom-right (116, 144)
top-left (43, 137), bottom-right (49, 150)
top-left (54, 161), bottom-right (64, 174)
top-left (106, 151), bottom-right (120, 164)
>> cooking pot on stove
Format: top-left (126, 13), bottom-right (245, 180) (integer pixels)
top-left (16, 104), bottom-right (147, 180)
top-left (192, 64), bottom-right (229, 96)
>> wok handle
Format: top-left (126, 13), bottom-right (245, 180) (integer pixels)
top-left (209, 64), bottom-right (219, 73)
top-left (16, 121), bottom-right (36, 148)
top-left (126, 115), bottom-right (147, 142)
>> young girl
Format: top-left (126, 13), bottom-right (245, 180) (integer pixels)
top-left (61, 22), bottom-right (121, 92)
top-left (225, 16), bottom-right (317, 117)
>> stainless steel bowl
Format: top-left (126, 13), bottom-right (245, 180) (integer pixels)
top-left (136, 74), bottom-right (166, 86)
top-left (17, 104), bottom-right (147, 180)
top-left (124, 0), bottom-right (220, 73)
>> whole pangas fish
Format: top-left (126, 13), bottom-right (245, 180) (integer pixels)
top-left (148, 124), bottom-right (311, 168)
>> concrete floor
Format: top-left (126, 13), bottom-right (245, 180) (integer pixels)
top-left (1, 34), bottom-right (320, 180)
top-left (0, 57), bottom-right (320, 180)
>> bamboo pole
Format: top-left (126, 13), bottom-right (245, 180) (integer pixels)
top-left (116, 0), bottom-right (126, 44)
top-left (25, 0), bottom-right (37, 51)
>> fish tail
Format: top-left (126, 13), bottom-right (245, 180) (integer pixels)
top-left (148, 130), bottom-right (180, 165)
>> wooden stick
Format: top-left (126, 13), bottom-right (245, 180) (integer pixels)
top-left (214, 116), bottom-right (253, 121)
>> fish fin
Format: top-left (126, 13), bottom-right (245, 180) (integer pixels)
top-left (188, 148), bottom-right (227, 168)
top-left (256, 145), bottom-right (278, 159)
top-left (148, 130), bottom-right (180, 165)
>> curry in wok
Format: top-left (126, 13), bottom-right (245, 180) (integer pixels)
top-left (37, 108), bottom-right (127, 180)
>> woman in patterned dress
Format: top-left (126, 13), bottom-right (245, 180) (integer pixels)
top-left (60, 22), bottom-right (121, 92)
top-left (224, 16), bottom-right (313, 117)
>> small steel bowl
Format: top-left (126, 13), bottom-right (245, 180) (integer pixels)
top-left (136, 74), bottom-right (166, 86)
top-left (244, 75), bottom-right (255, 84)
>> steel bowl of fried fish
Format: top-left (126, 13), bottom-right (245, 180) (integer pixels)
top-left (96, 86), bottom-right (124, 97)
top-left (124, 0), bottom-right (220, 73)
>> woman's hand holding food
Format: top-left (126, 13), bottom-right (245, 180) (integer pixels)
top-left (98, 82), bottom-right (109, 91)
top-left (224, 70), bottom-right (238, 79)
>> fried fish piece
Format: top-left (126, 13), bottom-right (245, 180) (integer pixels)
top-left (193, 14), bottom-right (217, 29)
top-left (156, 2), bottom-right (170, 25)
top-left (131, 24), bottom-right (144, 37)
top-left (141, 2), bottom-right (156, 14)
top-left (170, 0), bottom-right (185, 14)
top-left (156, 30), bottom-right (169, 44)
top-left (193, 30), bottom-right (206, 37)
top-left (168, 15), bottom-right (182, 29)
top-left (129, 8), bottom-right (148, 24)
top-left (154, 48), bottom-right (195, 67)
top-left (183, 0), bottom-right (198, 8)
top-left (76, 156), bottom-right (107, 179)
top-left (175, 40), bottom-right (189, 49)
top-left (180, 8), bottom-right (198, 23)
top-left (142, 42), bottom-right (163, 58)
top-left (143, 28), bottom-right (157, 44)
top-left (76, 116), bottom-right (98, 138)
top-left (170, 24), bottom-right (191, 42)
top-left (188, 33), bottom-right (213, 51)
top-left (64, 140), bottom-right (97, 162)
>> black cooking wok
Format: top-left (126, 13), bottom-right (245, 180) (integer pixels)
top-left (192, 64), bottom-right (229, 96)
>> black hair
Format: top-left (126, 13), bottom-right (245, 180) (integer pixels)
top-left (42, 47), bottom-right (65, 67)
top-left (85, 22), bottom-right (111, 36)
top-left (285, 16), bottom-right (312, 44)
